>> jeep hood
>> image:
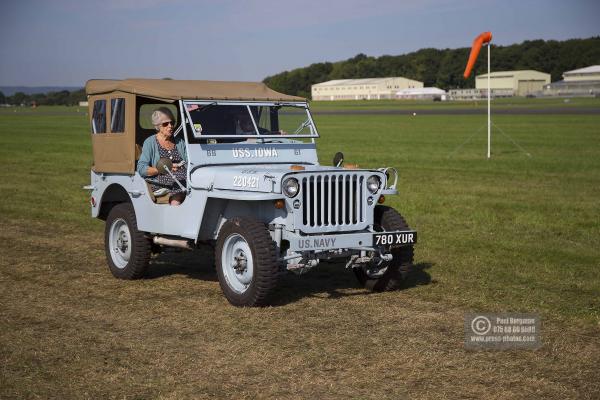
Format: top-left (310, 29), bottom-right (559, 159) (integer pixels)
top-left (190, 164), bottom-right (381, 194)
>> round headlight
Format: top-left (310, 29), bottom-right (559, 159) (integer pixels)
top-left (282, 178), bottom-right (300, 198)
top-left (367, 175), bottom-right (381, 194)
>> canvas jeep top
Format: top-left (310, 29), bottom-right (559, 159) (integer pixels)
top-left (85, 78), bottom-right (417, 307)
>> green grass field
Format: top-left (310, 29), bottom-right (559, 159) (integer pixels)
top-left (1, 104), bottom-right (599, 398)
top-left (310, 96), bottom-right (600, 111)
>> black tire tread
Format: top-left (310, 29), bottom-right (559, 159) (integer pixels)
top-left (104, 203), bottom-right (151, 280)
top-left (354, 205), bottom-right (415, 291)
top-left (215, 217), bottom-right (279, 307)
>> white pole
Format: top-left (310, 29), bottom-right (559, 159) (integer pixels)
top-left (487, 43), bottom-right (491, 159)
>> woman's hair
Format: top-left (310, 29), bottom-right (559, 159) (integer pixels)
top-left (151, 107), bottom-right (175, 131)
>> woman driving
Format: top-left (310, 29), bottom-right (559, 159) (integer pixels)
top-left (137, 107), bottom-right (187, 205)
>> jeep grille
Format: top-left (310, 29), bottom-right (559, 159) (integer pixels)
top-left (298, 173), bottom-right (368, 233)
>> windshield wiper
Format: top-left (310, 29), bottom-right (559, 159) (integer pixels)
top-left (293, 118), bottom-right (311, 134)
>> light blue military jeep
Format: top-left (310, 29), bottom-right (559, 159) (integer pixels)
top-left (85, 79), bottom-right (416, 307)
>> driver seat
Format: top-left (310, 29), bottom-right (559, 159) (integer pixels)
top-left (135, 144), bottom-right (169, 204)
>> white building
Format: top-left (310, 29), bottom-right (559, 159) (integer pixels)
top-left (475, 70), bottom-right (551, 96)
top-left (563, 65), bottom-right (600, 82)
top-left (448, 88), bottom-right (513, 100)
top-left (396, 87), bottom-right (446, 100)
top-left (543, 65), bottom-right (600, 97)
top-left (312, 77), bottom-right (423, 101)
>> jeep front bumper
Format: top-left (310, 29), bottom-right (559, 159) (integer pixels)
top-left (282, 230), bottom-right (417, 252)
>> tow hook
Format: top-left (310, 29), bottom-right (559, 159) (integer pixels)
top-left (287, 258), bottom-right (319, 274)
top-left (380, 253), bottom-right (393, 262)
top-left (345, 251), bottom-right (393, 269)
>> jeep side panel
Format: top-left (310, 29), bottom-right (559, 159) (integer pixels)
top-left (91, 171), bottom-right (207, 240)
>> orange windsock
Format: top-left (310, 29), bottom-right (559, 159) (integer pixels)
top-left (463, 31), bottom-right (492, 78)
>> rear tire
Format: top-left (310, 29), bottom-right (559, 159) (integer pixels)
top-left (354, 205), bottom-right (414, 291)
top-left (105, 203), bottom-right (151, 279)
top-left (215, 217), bottom-right (279, 307)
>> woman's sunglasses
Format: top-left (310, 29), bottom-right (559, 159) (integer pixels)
top-left (161, 121), bottom-right (175, 127)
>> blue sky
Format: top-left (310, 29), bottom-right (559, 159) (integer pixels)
top-left (1, 0), bottom-right (598, 86)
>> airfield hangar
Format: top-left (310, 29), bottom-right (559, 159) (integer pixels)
top-left (543, 65), bottom-right (600, 97)
top-left (475, 70), bottom-right (551, 97)
top-left (311, 77), bottom-right (423, 101)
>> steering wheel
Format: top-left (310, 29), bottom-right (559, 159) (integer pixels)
top-left (155, 158), bottom-right (173, 174)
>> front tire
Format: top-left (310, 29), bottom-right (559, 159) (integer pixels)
top-left (215, 217), bottom-right (279, 307)
top-left (354, 205), bottom-right (414, 291)
top-left (105, 203), bottom-right (151, 279)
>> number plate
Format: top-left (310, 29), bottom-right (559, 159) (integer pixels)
top-left (373, 231), bottom-right (417, 247)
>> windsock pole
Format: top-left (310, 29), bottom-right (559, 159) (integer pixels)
top-left (463, 31), bottom-right (493, 158)
top-left (487, 43), bottom-right (490, 159)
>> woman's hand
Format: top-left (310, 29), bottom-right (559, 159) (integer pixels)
top-left (147, 166), bottom-right (159, 176)
top-left (172, 161), bottom-right (184, 172)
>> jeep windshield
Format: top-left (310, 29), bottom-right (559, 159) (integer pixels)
top-left (183, 101), bottom-right (318, 143)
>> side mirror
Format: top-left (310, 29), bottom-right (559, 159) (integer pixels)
top-left (333, 152), bottom-right (344, 167)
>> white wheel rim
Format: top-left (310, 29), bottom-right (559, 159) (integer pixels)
top-left (109, 218), bottom-right (132, 269)
top-left (221, 233), bottom-right (254, 294)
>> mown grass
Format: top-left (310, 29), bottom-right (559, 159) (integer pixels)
top-left (315, 113), bottom-right (600, 324)
top-left (0, 107), bottom-right (92, 228)
top-left (1, 105), bottom-right (599, 399)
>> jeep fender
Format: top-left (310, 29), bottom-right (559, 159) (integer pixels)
top-left (96, 183), bottom-right (131, 220)
top-left (198, 193), bottom-right (287, 241)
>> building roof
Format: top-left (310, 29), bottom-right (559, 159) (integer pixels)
top-left (396, 87), bottom-right (446, 95)
top-left (312, 77), bottom-right (416, 87)
top-left (476, 70), bottom-right (550, 79)
top-left (563, 65), bottom-right (600, 75)
top-left (85, 79), bottom-right (305, 102)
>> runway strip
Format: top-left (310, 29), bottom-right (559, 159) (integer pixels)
top-left (311, 107), bottom-right (600, 115)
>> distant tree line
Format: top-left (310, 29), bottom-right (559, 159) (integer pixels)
top-left (0, 88), bottom-right (86, 106)
top-left (263, 37), bottom-right (600, 98)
